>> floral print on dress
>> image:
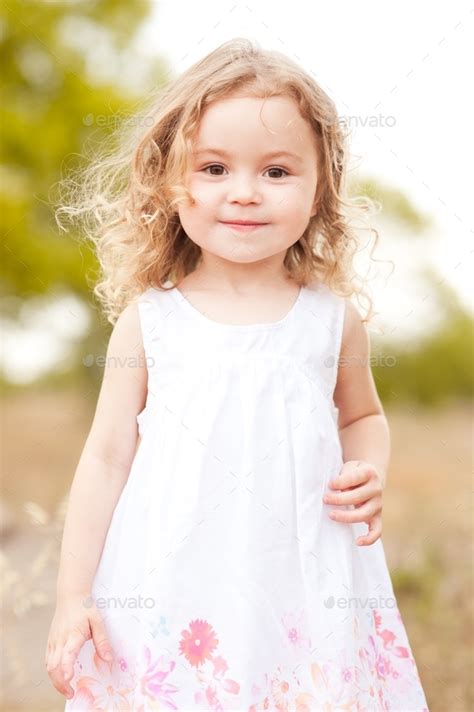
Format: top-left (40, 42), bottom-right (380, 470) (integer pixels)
top-left (178, 618), bottom-right (240, 709)
top-left (72, 644), bottom-right (179, 711)
top-left (68, 608), bottom-right (428, 711)
top-left (149, 615), bottom-right (171, 639)
top-left (248, 608), bottom-right (429, 712)
top-left (281, 609), bottom-right (312, 651)
top-left (138, 646), bottom-right (179, 709)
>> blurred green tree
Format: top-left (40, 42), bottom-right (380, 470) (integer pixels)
top-left (373, 271), bottom-right (473, 406)
top-left (1, 5), bottom-right (471, 404)
top-left (0, 0), bottom-right (164, 305)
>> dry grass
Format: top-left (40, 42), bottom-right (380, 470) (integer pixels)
top-left (1, 389), bottom-right (472, 710)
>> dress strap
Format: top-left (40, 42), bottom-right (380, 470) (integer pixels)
top-left (135, 288), bottom-right (164, 360)
top-left (134, 285), bottom-right (173, 435)
top-left (302, 281), bottom-right (346, 404)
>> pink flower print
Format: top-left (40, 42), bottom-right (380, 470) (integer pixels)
top-left (204, 684), bottom-right (220, 708)
top-left (310, 661), bottom-right (358, 709)
top-left (212, 655), bottom-right (228, 678)
top-left (250, 673), bottom-right (273, 710)
top-left (373, 609), bottom-right (412, 659)
top-left (373, 608), bottom-right (396, 648)
top-left (179, 618), bottom-right (219, 667)
top-left (178, 620), bottom-right (240, 710)
top-left (251, 666), bottom-right (306, 712)
top-left (211, 656), bottom-right (240, 694)
top-left (375, 653), bottom-right (392, 681)
top-left (252, 661), bottom-right (358, 712)
top-left (367, 632), bottom-right (377, 656)
top-left (249, 698), bottom-right (271, 711)
top-left (75, 651), bottom-right (135, 710)
top-left (139, 645), bottom-right (179, 709)
top-left (377, 626), bottom-right (396, 649)
top-left (333, 647), bottom-right (357, 690)
top-left (281, 610), bottom-right (311, 651)
top-left (377, 685), bottom-right (390, 710)
top-left (342, 666), bottom-right (353, 683)
top-left (223, 678), bottom-right (240, 695)
top-left (393, 644), bottom-right (410, 659)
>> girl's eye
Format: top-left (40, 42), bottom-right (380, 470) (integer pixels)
top-left (201, 165), bottom-right (289, 178)
top-left (202, 164), bottom-right (226, 176)
top-left (265, 167), bottom-right (289, 179)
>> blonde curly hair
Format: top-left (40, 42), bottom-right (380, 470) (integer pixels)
top-left (56, 37), bottom-right (383, 325)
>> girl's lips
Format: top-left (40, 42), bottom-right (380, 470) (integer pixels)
top-left (220, 222), bottom-right (268, 231)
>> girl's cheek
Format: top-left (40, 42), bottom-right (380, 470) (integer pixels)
top-left (188, 178), bottom-right (217, 198)
top-left (198, 187), bottom-right (226, 208)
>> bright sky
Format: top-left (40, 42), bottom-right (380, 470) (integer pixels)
top-left (2, 1), bottom-right (472, 382)
top-left (139, 0), bottom-right (473, 315)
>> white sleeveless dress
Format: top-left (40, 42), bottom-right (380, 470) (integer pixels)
top-left (65, 280), bottom-right (429, 711)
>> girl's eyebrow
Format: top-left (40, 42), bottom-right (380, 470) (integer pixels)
top-left (194, 147), bottom-right (304, 165)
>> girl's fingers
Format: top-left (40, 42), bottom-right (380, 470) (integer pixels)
top-left (47, 640), bottom-right (75, 699)
top-left (329, 498), bottom-right (381, 523)
top-left (50, 643), bottom-right (63, 672)
top-left (90, 613), bottom-right (114, 662)
top-left (356, 515), bottom-right (382, 546)
top-left (328, 464), bottom-right (369, 491)
top-left (46, 643), bottom-right (67, 696)
top-left (323, 482), bottom-right (375, 506)
top-left (60, 632), bottom-right (84, 684)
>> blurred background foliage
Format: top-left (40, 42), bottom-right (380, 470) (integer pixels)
top-left (372, 272), bottom-right (473, 406)
top-left (1, 0), bottom-right (163, 304)
top-left (1, 0), bottom-right (472, 405)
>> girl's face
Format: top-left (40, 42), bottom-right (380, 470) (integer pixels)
top-left (178, 94), bottom-right (319, 267)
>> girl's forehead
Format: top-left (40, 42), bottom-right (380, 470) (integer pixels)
top-left (189, 95), bottom-right (318, 158)
top-left (194, 95), bottom-right (310, 134)
top-left (198, 93), bottom-right (301, 121)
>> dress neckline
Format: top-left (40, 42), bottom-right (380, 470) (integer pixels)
top-left (167, 284), bottom-right (305, 332)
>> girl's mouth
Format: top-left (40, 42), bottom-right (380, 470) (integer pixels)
top-left (220, 222), bottom-right (268, 232)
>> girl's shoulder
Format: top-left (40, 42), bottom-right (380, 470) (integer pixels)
top-left (306, 279), bottom-right (364, 319)
top-left (304, 279), bottom-right (348, 319)
top-left (132, 281), bottom-right (176, 321)
top-left (303, 280), bottom-right (367, 356)
top-left (135, 280), bottom-right (174, 301)
top-left (305, 277), bottom-right (342, 298)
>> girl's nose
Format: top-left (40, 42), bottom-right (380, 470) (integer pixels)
top-left (226, 175), bottom-right (262, 204)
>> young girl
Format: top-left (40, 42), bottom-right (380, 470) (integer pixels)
top-left (46, 38), bottom-right (429, 711)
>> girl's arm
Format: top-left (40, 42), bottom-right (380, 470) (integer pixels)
top-left (56, 301), bottom-right (148, 597)
top-left (46, 302), bottom-right (147, 699)
top-left (333, 300), bottom-right (390, 488)
top-left (326, 300), bottom-right (390, 546)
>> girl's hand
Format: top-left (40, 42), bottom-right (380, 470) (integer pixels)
top-left (323, 460), bottom-right (384, 546)
top-left (45, 593), bottom-right (114, 700)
